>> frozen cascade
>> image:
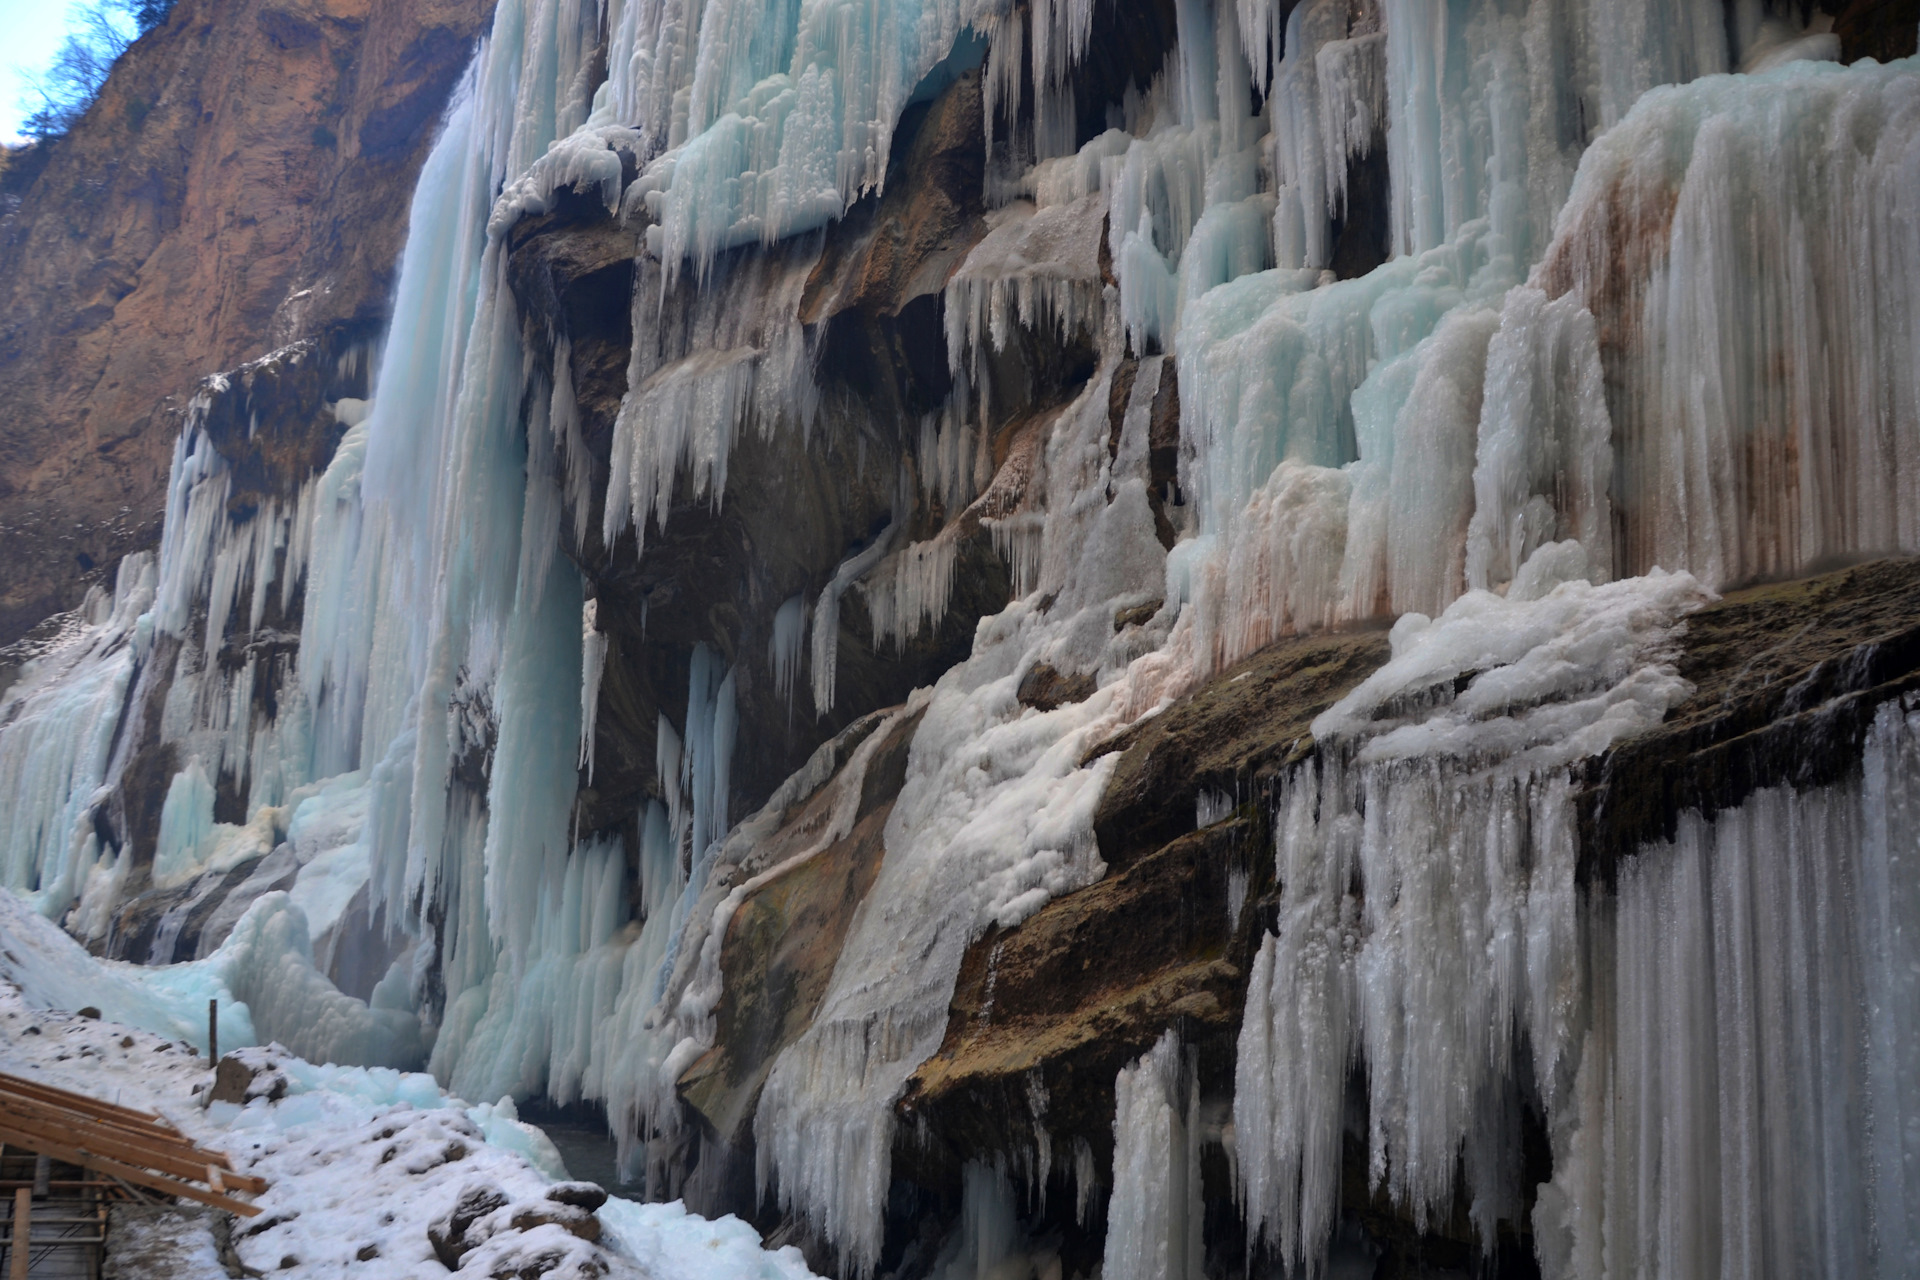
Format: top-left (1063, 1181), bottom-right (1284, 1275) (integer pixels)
top-left (1533, 698), bottom-right (1920, 1280)
top-left (4, 0), bottom-right (1919, 1274)
top-left (1234, 556), bottom-right (1709, 1269)
top-left (0, 556), bottom-right (153, 918)
top-left (1539, 56), bottom-right (1920, 587)
top-left (1104, 1030), bottom-right (1204, 1280)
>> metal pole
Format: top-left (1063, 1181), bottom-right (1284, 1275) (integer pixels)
top-left (208, 999), bottom-right (218, 1062)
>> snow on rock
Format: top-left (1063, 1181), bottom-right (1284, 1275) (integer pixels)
top-left (0, 982), bottom-right (819, 1280)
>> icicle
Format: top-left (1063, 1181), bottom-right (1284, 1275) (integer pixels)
top-left (1104, 1029), bottom-right (1204, 1280)
top-left (579, 598), bottom-right (607, 779)
top-left (811, 522), bottom-right (898, 718)
top-left (768, 593), bottom-right (808, 706)
top-left (1235, 559), bottom-right (1707, 1269)
top-left (1535, 698), bottom-right (1920, 1280)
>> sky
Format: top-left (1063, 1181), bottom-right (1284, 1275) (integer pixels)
top-left (1, 0), bottom-right (90, 145)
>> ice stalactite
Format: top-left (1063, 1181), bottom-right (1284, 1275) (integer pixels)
top-left (1531, 698), bottom-right (1920, 1280)
top-left (1234, 555), bottom-right (1708, 1270)
top-left (0, 556), bottom-right (153, 918)
top-left (1104, 1029), bottom-right (1204, 1280)
top-left (945, 191), bottom-right (1111, 415)
top-left (769, 594), bottom-right (808, 706)
top-left (811, 522), bottom-right (898, 717)
top-left (1540, 57), bottom-right (1920, 587)
top-left (580, 599), bottom-right (607, 779)
top-left (602, 239), bottom-right (821, 554)
top-left (926, 1159), bottom-right (1063, 1280)
top-left (1266, 0), bottom-right (1386, 272)
top-left (863, 534), bottom-right (962, 654)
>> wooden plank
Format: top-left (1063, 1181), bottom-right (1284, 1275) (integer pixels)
top-left (0, 1093), bottom-right (245, 1176)
top-left (8, 1187), bottom-right (27, 1280)
top-left (0, 1098), bottom-right (206, 1167)
top-left (0, 1113), bottom-right (266, 1196)
top-left (0, 1083), bottom-right (203, 1154)
top-left (0, 1075), bottom-right (169, 1129)
top-left (0, 1125), bottom-right (261, 1218)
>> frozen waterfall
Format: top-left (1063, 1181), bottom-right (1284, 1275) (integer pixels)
top-left (1, 0), bottom-right (1916, 1275)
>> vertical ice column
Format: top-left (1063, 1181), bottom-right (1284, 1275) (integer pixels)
top-left (1534, 700), bottom-right (1920, 1280)
top-left (1268, 0), bottom-right (1386, 272)
top-left (1104, 1029), bottom-right (1204, 1280)
top-left (1234, 565), bottom-right (1705, 1271)
top-left (1539, 57), bottom-right (1920, 587)
top-left (1464, 286), bottom-right (1614, 592)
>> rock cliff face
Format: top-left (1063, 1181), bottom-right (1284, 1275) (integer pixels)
top-left (0, 0), bottom-right (492, 647)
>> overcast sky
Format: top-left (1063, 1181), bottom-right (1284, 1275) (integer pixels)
top-left (1, 0), bottom-right (91, 145)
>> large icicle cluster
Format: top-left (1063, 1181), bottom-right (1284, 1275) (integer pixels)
top-left (1532, 698), bottom-right (1920, 1279)
top-left (1541, 57), bottom-right (1920, 586)
top-left (1234, 555), bottom-right (1707, 1267)
top-left (1103, 1030), bottom-right (1204, 1280)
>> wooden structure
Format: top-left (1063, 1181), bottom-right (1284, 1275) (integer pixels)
top-left (0, 1072), bottom-right (266, 1279)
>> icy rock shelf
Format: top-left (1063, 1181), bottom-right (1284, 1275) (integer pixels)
top-left (1, 0), bottom-right (1918, 1276)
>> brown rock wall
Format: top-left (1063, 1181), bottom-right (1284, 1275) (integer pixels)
top-left (0, 0), bottom-right (493, 645)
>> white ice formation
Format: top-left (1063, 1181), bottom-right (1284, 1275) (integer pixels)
top-left (0, 0), bottom-right (1916, 1276)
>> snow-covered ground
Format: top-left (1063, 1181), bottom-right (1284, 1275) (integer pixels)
top-left (0, 891), bottom-right (818, 1280)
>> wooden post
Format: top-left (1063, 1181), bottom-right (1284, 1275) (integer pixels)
top-left (9, 1186), bottom-right (29, 1280)
top-left (30, 1155), bottom-right (48, 1198)
top-left (208, 998), bottom-right (218, 1062)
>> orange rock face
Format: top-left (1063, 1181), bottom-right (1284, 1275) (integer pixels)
top-left (0, 0), bottom-right (492, 644)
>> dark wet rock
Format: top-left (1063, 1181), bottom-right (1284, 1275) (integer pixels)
top-left (677, 708), bottom-right (924, 1145)
top-left (899, 814), bottom-right (1266, 1185)
top-left (428, 1183), bottom-right (510, 1269)
top-left (1579, 556), bottom-right (1920, 881)
top-left (500, 64), bottom-right (1103, 874)
top-left (1831, 0), bottom-right (1920, 62)
top-left (1016, 661), bottom-right (1096, 711)
top-left (1090, 628), bottom-right (1395, 870)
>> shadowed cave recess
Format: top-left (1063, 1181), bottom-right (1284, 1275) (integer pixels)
top-left (4, 0), bottom-right (1920, 1276)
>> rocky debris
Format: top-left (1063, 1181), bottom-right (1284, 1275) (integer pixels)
top-left (543, 1182), bottom-right (610, 1212)
top-left (431, 1181), bottom-right (611, 1275)
top-left (429, 1184), bottom-right (512, 1269)
top-left (207, 1046), bottom-right (290, 1106)
top-left (508, 1202), bottom-right (602, 1243)
top-left (102, 1203), bottom-right (229, 1279)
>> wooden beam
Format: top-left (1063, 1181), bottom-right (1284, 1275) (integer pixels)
top-left (0, 1113), bottom-right (266, 1196)
top-left (0, 1125), bottom-right (261, 1218)
top-left (0, 1084), bottom-right (206, 1156)
top-left (8, 1187), bottom-right (27, 1280)
top-left (0, 1076), bottom-right (168, 1129)
top-left (0, 1091), bottom-right (235, 1167)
